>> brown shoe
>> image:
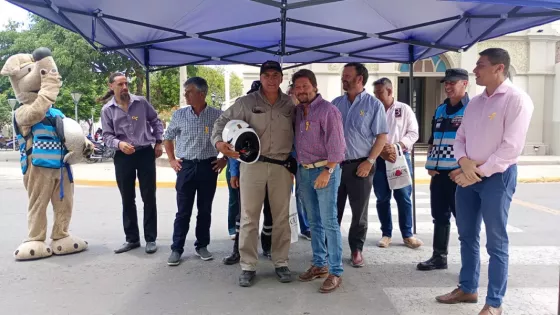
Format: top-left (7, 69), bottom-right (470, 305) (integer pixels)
top-left (479, 304), bottom-right (502, 315)
top-left (351, 250), bottom-right (364, 267)
top-left (319, 274), bottom-right (342, 293)
top-left (298, 265), bottom-right (328, 282)
top-left (435, 286), bottom-right (478, 304)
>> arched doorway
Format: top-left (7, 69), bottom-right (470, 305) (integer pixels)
top-left (397, 55), bottom-right (450, 144)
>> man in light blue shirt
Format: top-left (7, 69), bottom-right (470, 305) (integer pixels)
top-left (332, 62), bottom-right (388, 268)
top-left (163, 77), bottom-right (227, 266)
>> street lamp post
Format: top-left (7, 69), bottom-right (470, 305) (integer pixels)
top-left (7, 98), bottom-right (17, 151)
top-left (71, 91), bottom-right (82, 121)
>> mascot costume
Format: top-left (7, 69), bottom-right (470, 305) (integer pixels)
top-left (1, 47), bottom-right (94, 261)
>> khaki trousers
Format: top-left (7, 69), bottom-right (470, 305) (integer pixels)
top-left (239, 161), bottom-right (292, 271)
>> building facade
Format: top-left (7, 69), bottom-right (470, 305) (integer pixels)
top-left (242, 23), bottom-right (560, 156)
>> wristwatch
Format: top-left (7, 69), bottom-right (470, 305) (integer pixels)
top-left (324, 166), bottom-right (335, 174)
top-left (155, 140), bottom-right (162, 144)
top-left (367, 158), bottom-right (375, 165)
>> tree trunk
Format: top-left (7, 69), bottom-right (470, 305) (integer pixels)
top-left (135, 66), bottom-right (145, 96)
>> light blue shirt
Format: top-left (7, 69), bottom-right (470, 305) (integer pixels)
top-left (332, 90), bottom-right (388, 160)
top-left (163, 105), bottom-right (222, 160)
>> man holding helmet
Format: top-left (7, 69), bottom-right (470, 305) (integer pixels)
top-left (212, 60), bottom-right (295, 287)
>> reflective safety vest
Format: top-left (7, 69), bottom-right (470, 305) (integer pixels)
top-left (15, 107), bottom-right (68, 175)
top-left (425, 96), bottom-right (469, 171)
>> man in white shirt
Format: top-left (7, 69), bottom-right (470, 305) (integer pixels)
top-left (372, 78), bottom-right (423, 249)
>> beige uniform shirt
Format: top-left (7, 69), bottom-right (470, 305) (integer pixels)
top-left (212, 89), bottom-right (295, 161)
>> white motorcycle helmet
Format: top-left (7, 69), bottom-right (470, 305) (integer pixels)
top-left (222, 120), bottom-right (261, 164)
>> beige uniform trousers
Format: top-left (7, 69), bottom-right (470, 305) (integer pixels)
top-left (239, 161), bottom-right (292, 271)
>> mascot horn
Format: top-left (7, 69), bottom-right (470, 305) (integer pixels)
top-left (1, 47), bottom-right (94, 261)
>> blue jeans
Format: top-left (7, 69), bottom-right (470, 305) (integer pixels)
top-left (373, 153), bottom-right (413, 238)
top-left (456, 164), bottom-right (517, 308)
top-left (226, 165), bottom-right (240, 235)
top-left (295, 178), bottom-right (310, 234)
top-left (297, 165), bottom-right (343, 276)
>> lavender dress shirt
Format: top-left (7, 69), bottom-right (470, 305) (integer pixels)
top-left (101, 94), bottom-right (164, 150)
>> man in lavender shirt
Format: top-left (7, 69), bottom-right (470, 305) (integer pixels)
top-left (292, 69), bottom-right (346, 293)
top-left (100, 72), bottom-right (164, 255)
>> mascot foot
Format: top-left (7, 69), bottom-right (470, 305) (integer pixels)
top-left (14, 241), bottom-right (53, 261)
top-left (51, 236), bottom-right (88, 255)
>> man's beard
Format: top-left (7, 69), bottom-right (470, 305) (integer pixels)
top-left (120, 91), bottom-right (130, 102)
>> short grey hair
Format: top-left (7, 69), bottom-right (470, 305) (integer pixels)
top-left (184, 77), bottom-right (208, 95)
top-left (373, 77), bottom-right (393, 89)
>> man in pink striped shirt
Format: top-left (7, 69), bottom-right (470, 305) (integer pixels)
top-left (435, 48), bottom-right (534, 315)
top-left (292, 69), bottom-right (346, 293)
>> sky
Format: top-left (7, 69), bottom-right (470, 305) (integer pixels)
top-left (0, 1), bottom-right (246, 77)
top-left (0, 1), bottom-right (29, 30)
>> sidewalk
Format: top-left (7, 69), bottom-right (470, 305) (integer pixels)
top-left (2, 153), bottom-right (560, 187)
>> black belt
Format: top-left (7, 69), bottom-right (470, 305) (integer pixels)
top-left (340, 157), bottom-right (367, 166)
top-left (258, 155), bottom-right (297, 175)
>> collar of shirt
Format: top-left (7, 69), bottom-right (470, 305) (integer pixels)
top-left (481, 79), bottom-right (512, 100)
top-left (108, 93), bottom-right (140, 107)
top-left (187, 104), bottom-right (210, 117)
top-left (296, 94), bottom-right (324, 111)
top-left (257, 87), bottom-right (291, 105)
top-left (341, 89), bottom-right (368, 106)
top-left (444, 93), bottom-right (470, 107)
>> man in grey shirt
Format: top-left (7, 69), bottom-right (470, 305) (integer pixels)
top-left (100, 72), bottom-right (164, 255)
top-left (212, 61), bottom-right (295, 288)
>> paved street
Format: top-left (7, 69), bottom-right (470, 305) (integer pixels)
top-left (0, 173), bottom-right (558, 314)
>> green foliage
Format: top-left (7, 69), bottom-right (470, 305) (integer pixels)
top-left (0, 14), bottom-right (246, 132)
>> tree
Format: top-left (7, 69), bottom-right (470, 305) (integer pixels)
top-left (0, 15), bottom-right (140, 125)
top-left (230, 73), bottom-right (244, 100)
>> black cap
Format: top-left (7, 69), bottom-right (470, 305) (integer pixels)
top-left (247, 80), bottom-right (261, 94)
top-left (440, 68), bottom-right (469, 83)
top-left (260, 60), bottom-right (283, 75)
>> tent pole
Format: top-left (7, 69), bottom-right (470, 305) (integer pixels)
top-left (408, 44), bottom-right (417, 235)
top-left (144, 47), bottom-right (151, 102)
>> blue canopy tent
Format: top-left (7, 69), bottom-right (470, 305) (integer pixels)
top-left (7, 0), bottom-right (560, 233)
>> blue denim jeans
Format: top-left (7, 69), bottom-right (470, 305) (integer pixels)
top-left (297, 164), bottom-right (343, 276)
top-left (295, 178), bottom-right (310, 234)
top-left (226, 164), bottom-right (240, 235)
top-left (456, 164), bottom-right (517, 308)
top-left (373, 153), bottom-right (413, 238)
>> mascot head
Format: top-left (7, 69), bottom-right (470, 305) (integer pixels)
top-left (1, 47), bottom-right (60, 105)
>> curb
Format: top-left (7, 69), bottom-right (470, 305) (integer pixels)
top-left (74, 177), bottom-right (560, 188)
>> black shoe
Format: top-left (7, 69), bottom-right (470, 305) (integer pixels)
top-left (417, 223), bottom-right (450, 271)
top-left (417, 254), bottom-right (448, 270)
top-left (167, 251), bottom-right (182, 266)
top-left (301, 231), bottom-right (311, 241)
top-left (275, 267), bottom-right (292, 283)
top-left (223, 251), bottom-right (240, 265)
top-left (145, 242), bottom-right (157, 254)
top-left (239, 270), bottom-right (256, 287)
top-left (114, 242), bottom-right (140, 254)
top-left (262, 250), bottom-right (271, 259)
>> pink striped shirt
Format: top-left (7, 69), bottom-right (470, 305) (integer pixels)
top-left (454, 79), bottom-right (534, 177)
top-left (294, 94), bottom-right (346, 164)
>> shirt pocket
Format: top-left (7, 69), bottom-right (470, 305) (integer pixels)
top-left (277, 106), bottom-right (294, 132)
top-left (356, 110), bottom-right (373, 136)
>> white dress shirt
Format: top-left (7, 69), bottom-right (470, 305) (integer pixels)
top-left (385, 100), bottom-right (419, 151)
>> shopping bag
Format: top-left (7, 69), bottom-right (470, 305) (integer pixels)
top-left (289, 193), bottom-right (299, 244)
top-left (385, 143), bottom-right (412, 190)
